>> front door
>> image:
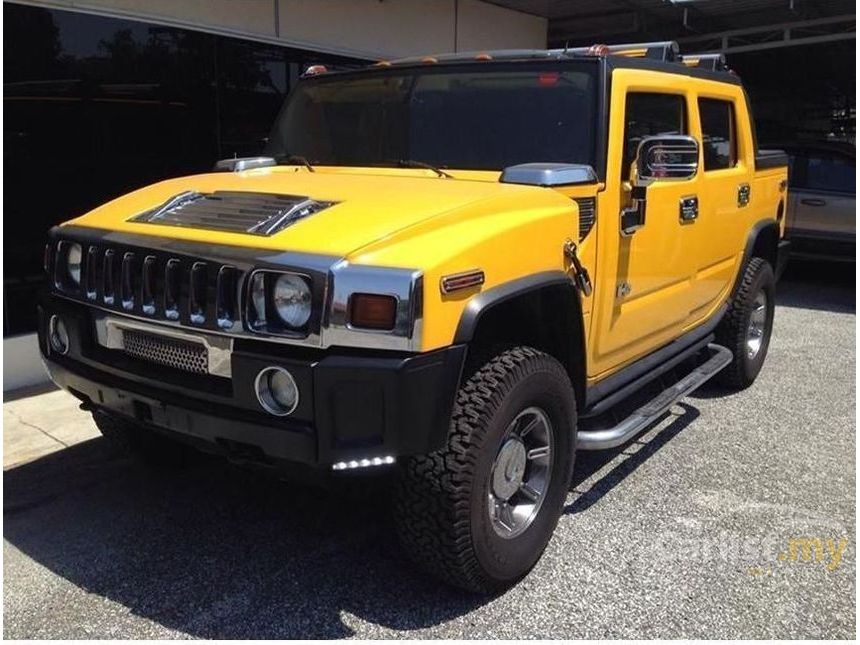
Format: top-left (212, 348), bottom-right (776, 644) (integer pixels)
top-left (590, 72), bottom-right (701, 378)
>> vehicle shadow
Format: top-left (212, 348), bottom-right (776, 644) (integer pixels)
top-left (777, 258), bottom-right (855, 314)
top-left (3, 440), bottom-right (486, 638)
top-left (565, 403), bottom-right (700, 515)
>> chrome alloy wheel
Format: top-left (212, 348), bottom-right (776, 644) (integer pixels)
top-left (746, 289), bottom-right (768, 359)
top-left (487, 406), bottom-right (554, 539)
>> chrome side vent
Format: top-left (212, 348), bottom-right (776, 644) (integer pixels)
top-left (131, 190), bottom-right (337, 237)
top-left (574, 197), bottom-right (596, 240)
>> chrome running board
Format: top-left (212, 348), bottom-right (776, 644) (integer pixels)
top-left (577, 343), bottom-right (733, 450)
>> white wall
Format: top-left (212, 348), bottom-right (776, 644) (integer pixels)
top-left (12, 0), bottom-right (547, 59)
top-left (3, 334), bottom-right (48, 393)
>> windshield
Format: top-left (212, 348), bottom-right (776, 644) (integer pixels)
top-left (264, 62), bottom-right (598, 171)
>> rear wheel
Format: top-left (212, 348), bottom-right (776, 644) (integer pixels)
top-left (715, 256), bottom-right (776, 390)
top-left (394, 346), bottom-right (576, 593)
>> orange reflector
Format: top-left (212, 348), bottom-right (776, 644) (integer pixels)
top-left (586, 44), bottom-right (610, 56)
top-left (440, 270), bottom-right (485, 294)
top-left (304, 64), bottom-right (328, 76)
top-left (350, 294), bottom-right (397, 330)
top-left (475, 52), bottom-right (493, 61)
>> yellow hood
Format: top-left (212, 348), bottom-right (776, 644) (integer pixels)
top-left (67, 166), bottom-right (553, 260)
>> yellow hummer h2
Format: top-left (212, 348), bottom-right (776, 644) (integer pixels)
top-left (40, 41), bottom-right (789, 593)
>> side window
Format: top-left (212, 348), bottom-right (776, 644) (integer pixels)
top-left (622, 92), bottom-right (686, 178)
top-left (804, 152), bottom-right (856, 194)
top-left (698, 98), bottom-right (737, 171)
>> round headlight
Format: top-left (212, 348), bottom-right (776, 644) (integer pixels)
top-left (273, 274), bottom-right (311, 328)
top-left (67, 243), bottom-right (82, 285)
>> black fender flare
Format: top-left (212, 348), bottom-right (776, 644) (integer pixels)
top-left (733, 218), bottom-right (780, 299)
top-left (453, 270), bottom-right (587, 405)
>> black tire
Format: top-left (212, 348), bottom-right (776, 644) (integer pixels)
top-left (715, 256), bottom-right (776, 390)
top-left (394, 346), bottom-right (577, 593)
top-left (92, 410), bottom-right (188, 466)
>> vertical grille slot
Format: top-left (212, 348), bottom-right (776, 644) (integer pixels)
top-left (103, 249), bottom-right (116, 305)
top-left (164, 259), bottom-right (181, 320)
top-left (121, 252), bottom-right (136, 311)
top-left (85, 246), bottom-right (99, 300)
top-left (216, 265), bottom-right (237, 329)
top-left (189, 262), bottom-right (207, 324)
top-left (142, 255), bottom-right (157, 315)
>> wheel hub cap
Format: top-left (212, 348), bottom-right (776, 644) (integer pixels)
top-left (746, 290), bottom-right (768, 359)
top-left (492, 439), bottom-right (527, 500)
top-left (487, 406), bottom-right (554, 539)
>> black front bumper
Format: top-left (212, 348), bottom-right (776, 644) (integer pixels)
top-left (39, 295), bottom-right (466, 470)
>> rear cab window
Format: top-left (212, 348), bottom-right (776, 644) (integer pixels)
top-left (698, 98), bottom-right (738, 171)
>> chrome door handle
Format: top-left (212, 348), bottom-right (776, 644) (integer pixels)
top-left (679, 195), bottom-right (698, 223)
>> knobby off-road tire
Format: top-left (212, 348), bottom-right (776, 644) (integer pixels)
top-left (394, 346), bottom-right (577, 593)
top-left (92, 410), bottom-right (187, 466)
top-left (715, 256), bottom-right (776, 390)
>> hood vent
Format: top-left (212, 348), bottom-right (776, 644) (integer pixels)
top-left (130, 190), bottom-right (336, 236)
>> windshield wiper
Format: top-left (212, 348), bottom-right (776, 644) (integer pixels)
top-left (275, 154), bottom-right (315, 172)
top-left (396, 159), bottom-right (453, 179)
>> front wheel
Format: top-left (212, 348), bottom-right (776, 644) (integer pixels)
top-left (394, 346), bottom-right (577, 593)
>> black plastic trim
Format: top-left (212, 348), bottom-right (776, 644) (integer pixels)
top-left (453, 271), bottom-right (575, 344)
top-left (755, 149), bottom-right (789, 170)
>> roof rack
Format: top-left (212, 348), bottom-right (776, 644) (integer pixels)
top-left (378, 40), bottom-right (732, 75)
top-left (561, 41), bottom-right (680, 62)
top-left (680, 53), bottom-right (729, 72)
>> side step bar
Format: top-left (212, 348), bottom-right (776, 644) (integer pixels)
top-left (577, 344), bottom-right (733, 450)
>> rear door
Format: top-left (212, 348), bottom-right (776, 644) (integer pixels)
top-left (685, 93), bottom-right (752, 318)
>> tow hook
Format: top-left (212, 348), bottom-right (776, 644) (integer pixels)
top-left (564, 239), bottom-right (592, 297)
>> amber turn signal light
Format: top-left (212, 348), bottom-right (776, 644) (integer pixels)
top-left (349, 293), bottom-right (397, 330)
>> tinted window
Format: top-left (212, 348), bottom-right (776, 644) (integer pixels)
top-left (699, 98), bottom-right (737, 171)
top-left (622, 92), bottom-right (686, 178)
top-left (804, 152), bottom-right (855, 193)
top-left (265, 64), bottom-right (598, 171)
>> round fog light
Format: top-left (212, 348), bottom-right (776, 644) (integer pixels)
top-left (48, 315), bottom-right (70, 355)
top-left (255, 366), bottom-right (299, 416)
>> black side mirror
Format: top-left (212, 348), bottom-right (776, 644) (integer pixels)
top-left (621, 135), bottom-right (699, 236)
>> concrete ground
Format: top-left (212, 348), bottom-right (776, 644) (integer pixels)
top-left (3, 260), bottom-right (855, 639)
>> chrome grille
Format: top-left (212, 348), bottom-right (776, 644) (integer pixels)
top-left (131, 190), bottom-right (336, 236)
top-left (575, 197), bottom-right (596, 240)
top-left (121, 329), bottom-right (208, 375)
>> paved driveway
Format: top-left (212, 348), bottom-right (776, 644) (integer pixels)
top-left (3, 261), bottom-right (855, 638)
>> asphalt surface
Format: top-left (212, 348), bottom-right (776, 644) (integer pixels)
top-left (3, 260), bottom-right (855, 639)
